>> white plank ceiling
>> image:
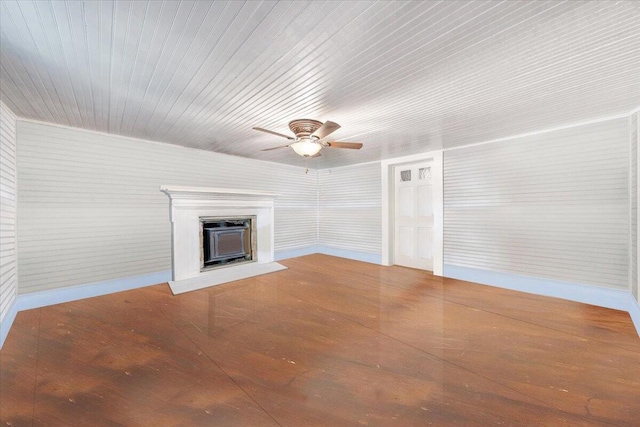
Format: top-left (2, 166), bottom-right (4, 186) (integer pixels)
top-left (1, 0), bottom-right (639, 168)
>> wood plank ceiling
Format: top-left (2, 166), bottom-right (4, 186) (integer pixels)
top-left (1, 0), bottom-right (639, 168)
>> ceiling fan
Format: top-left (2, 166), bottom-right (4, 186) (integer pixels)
top-left (253, 119), bottom-right (363, 157)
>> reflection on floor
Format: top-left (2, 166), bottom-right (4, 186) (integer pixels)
top-left (1, 254), bottom-right (639, 426)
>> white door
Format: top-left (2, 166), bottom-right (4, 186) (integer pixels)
top-left (394, 161), bottom-right (434, 270)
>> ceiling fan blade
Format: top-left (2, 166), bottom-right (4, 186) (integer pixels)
top-left (311, 121), bottom-right (341, 139)
top-left (253, 127), bottom-right (294, 140)
top-left (261, 144), bottom-right (290, 151)
top-left (326, 141), bottom-right (363, 149)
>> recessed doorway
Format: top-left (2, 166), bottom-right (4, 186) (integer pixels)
top-left (381, 151), bottom-right (443, 275)
top-left (393, 160), bottom-right (435, 270)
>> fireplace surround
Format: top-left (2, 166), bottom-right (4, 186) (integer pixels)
top-left (160, 186), bottom-right (286, 294)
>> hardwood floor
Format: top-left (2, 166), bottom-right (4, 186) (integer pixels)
top-left (1, 254), bottom-right (639, 426)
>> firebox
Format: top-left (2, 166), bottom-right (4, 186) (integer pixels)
top-left (200, 216), bottom-right (256, 270)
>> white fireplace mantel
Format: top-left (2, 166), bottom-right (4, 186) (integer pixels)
top-left (160, 186), bottom-right (286, 294)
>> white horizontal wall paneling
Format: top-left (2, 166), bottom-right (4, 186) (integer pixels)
top-left (17, 121), bottom-right (316, 294)
top-left (0, 101), bottom-right (18, 346)
top-left (444, 118), bottom-right (630, 290)
top-left (318, 163), bottom-right (382, 258)
top-left (634, 111), bottom-right (639, 303)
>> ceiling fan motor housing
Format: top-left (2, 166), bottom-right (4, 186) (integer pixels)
top-left (288, 119), bottom-right (323, 138)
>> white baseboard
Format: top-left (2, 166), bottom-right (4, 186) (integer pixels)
top-left (275, 246), bottom-right (320, 260)
top-left (16, 270), bottom-right (172, 312)
top-left (316, 245), bottom-right (382, 264)
top-left (0, 300), bottom-right (19, 349)
top-left (276, 245), bottom-right (382, 265)
top-left (629, 295), bottom-right (640, 338)
top-left (444, 264), bottom-right (630, 311)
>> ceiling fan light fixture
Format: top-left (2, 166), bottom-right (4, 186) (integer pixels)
top-left (290, 138), bottom-right (322, 157)
top-left (254, 119), bottom-right (361, 156)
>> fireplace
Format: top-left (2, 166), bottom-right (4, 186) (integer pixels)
top-left (200, 216), bottom-right (256, 270)
top-left (160, 186), bottom-right (286, 294)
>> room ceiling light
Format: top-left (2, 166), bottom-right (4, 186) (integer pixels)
top-left (290, 137), bottom-right (322, 157)
top-left (253, 119), bottom-right (363, 158)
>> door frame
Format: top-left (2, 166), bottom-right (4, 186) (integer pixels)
top-left (381, 150), bottom-right (443, 276)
